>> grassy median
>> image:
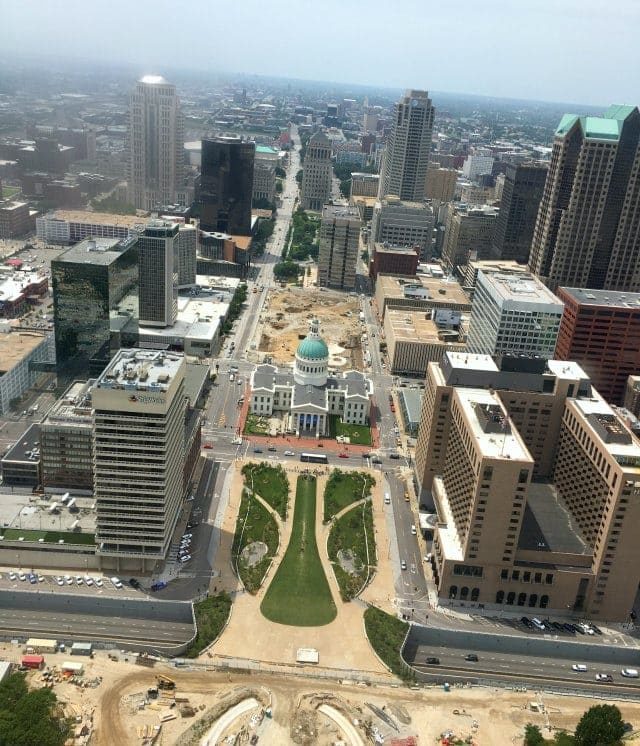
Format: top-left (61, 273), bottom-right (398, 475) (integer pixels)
top-left (261, 475), bottom-right (337, 626)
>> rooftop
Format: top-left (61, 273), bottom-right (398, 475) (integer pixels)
top-left (386, 309), bottom-right (459, 344)
top-left (139, 75), bottom-right (171, 86)
top-left (398, 387), bottom-right (423, 424)
top-left (0, 331), bottom-right (50, 374)
top-left (559, 286), bottom-right (640, 310)
top-left (42, 380), bottom-right (94, 428)
top-left (572, 397), bottom-right (640, 465)
top-left (377, 274), bottom-right (471, 308)
top-left (555, 105), bottom-right (638, 141)
top-left (456, 388), bottom-right (532, 462)
top-left (96, 349), bottom-right (183, 391)
top-left (0, 272), bottom-right (46, 303)
top-left (518, 482), bottom-right (590, 555)
top-left (55, 236), bottom-right (136, 266)
top-left (374, 243), bottom-right (420, 256)
top-left (322, 204), bottom-right (360, 221)
top-left (2, 424), bottom-right (41, 464)
top-left (44, 210), bottom-right (148, 230)
top-left (478, 270), bottom-right (563, 309)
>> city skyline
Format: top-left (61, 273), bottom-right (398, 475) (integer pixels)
top-left (0, 0), bottom-right (639, 106)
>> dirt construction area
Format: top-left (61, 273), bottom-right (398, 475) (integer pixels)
top-left (53, 656), bottom-right (640, 745)
top-left (258, 286), bottom-right (363, 369)
top-left (3, 642), bottom-right (640, 744)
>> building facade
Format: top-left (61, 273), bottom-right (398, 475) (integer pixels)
top-left (425, 166), bottom-right (457, 203)
top-left (177, 224), bottom-right (197, 288)
top-left (199, 136), bottom-right (255, 236)
top-left (491, 162), bottom-right (547, 263)
top-left (138, 221), bottom-right (179, 327)
top-left (36, 210), bottom-right (148, 245)
top-left (555, 287), bottom-right (640, 405)
top-left (441, 204), bottom-right (499, 273)
top-left (92, 349), bottom-right (187, 571)
top-left (252, 145), bottom-right (278, 205)
top-left (380, 90), bottom-right (434, 201)
top-left (369, 243), bottom-right (419, 280)
top-left (415, 351), bottom-right (640, 621)
top-left (370, 197), bottom-right (434, 259)
top-left (300, 132), bottom-right (332, 211)
top-left (0, 332), bottom-right (55, 415)
top-left (318, 205), bottom-right (360, 290)
top-left (128, 75), bottom-right (184, 211)
top-left (350, 172), bottom-right (380, 198)
top-left (0, 200), bottom-right (33, 238)
top-left (40, 380), bottom-right (94, 491)
top-left (528, 105), bottom-right (640, 291)
top-left (461, 154), bottom-right (494, 181)
top-left (467, 270), bottom-right (563, 358)
top-left (52, 237), bottom-right (139, 377)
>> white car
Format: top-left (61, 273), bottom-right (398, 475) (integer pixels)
top-left (622, 668), bottom-right (639, 678)
top-left (18, 572), bottom-right (26, 581)
top-left (94, 578), bottom-right (103, 588)
top-left (75, 576), bottom-right (83, 585)
top-left (84, 576), bottom-right (93, 586)
top-left (179, 554), bottom-right (192, 563)
top-left (65, 577), bottom-right (74, 585)
top-left (182, 533), bottom-right (193, 540)
top-left (284, 450), bottom-right (295, 456)
top-left (572, 664), bottom-right (588, 672)
top-left (8, 572), bottom-right (16, 581)
top-left (411, 525), bottom-right (417, 535)
top-left (400, 560), bottom-right (407, 571)
top-left (110, 576), bottom-right (123, 589)
top-left (56, 577), bottom-right (64, 586)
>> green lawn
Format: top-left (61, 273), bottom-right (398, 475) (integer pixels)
top-left (328, 501), bottom-right (376, 601)
top-left (323, 469), bottom-right (375, 521)
top-left (261, 475), bottom-right (337, 626)
top-left (184, 592), bottom-right (232, 658)
top-left (243, 414), bottom-right (270, 435)
top-left (242, 462), bottom-right (289, 520)
top-left (232, 490), bottom-right (279, 593)
top-left (0, 528), bottom-right (95, 546)
top-left (363, 606), bottom-right (412, 681)
top-left (329, 416), bottom-right (372, 446)
top-left (1, 186), bottom-right (20, 199)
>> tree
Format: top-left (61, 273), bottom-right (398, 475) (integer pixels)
top-left (574, 704), bottom-right (625, 746)
top-left (524, 724), bottom-right (545, 746)
top-left (276, 179), bottom-right (283, 193)
top-left (274, 261), bottom-right (301, 280)
top-left (0, 673), bottom-right (70, 746)
top-left (275, 166), bottom-right (286, 178)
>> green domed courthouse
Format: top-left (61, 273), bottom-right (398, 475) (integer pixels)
top-left (249, 319), bottom-right (372, 437)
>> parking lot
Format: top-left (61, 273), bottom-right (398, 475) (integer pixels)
top-left (0, 570), bottom-right (148, 598)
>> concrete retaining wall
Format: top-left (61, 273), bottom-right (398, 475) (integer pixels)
top-left (404, 625), bottom-right (640, 666)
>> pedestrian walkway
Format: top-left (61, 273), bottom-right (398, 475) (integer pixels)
top-left (210, 462), bottom-right (394, 674)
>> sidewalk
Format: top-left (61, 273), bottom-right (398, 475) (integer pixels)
top-left (210, 462), bottom-right (392, 674)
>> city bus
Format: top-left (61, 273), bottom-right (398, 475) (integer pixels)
top-left (300, 452), bottom-right (328, 464)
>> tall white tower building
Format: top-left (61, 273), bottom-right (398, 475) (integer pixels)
top-left (380, 90), bottom-right (434, 202)
top-left (128, 75), bottom-right (184, 210)
top-left (93, 349), bottom-right (187, 571)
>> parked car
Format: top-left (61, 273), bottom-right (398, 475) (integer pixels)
top-left (520, 616), bottom-right (533, 628)
top-left (410, 525), bottom-right (417, 535)
top-left (268, 446), bottom-right (277, 452)
top-left (562, 623), bottom-right (576, 634)
top-left (253, 448), bottom-right (263, 454)
top-left (389, 452), bottom-right (400, 459)
top-left (179, 554), bottom-right (191, 563)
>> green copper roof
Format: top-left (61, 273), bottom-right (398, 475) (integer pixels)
top-left (255, 145), bottom-right (278, 154)
top-left (604, 104), bottom-right (637, 121)
top-left (556, 105), bottom-right (639, 142)
top-left (297, 336), bottom-right (329, 360)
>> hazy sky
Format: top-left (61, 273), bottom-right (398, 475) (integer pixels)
top-left (1, 0), bottom-right (639, 105)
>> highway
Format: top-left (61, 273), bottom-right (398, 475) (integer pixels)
top-left (0, 607), bottom-right (193, 646)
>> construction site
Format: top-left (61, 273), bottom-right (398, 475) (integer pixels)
top-left (254, 286), bottom-right (364, 370)
top-left (3, 642), bottom-right (640, 745)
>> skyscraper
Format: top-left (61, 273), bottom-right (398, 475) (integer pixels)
top-left (138, 220), bottom-right (179, 327)
top-left (127, 75), bottom-right (184, 211)
top-left (318, 205), bottom-right (360, 290)
top-left (528, 105), bottom-right (640, 290)
top-left (467, 270), bottom-right (563, 359)
top-left (415, 351), bottom-right (640, 620)
top-left (52, 236), bottom-right (138, 377)
top-left (491, 162), bottom-right (548, 263)
top-left (300, 132), bottom-right (332, 211)
top-left (199, 136), bottom-right (255, 235)
top-left (93, 349), bottom-right (187, 571)
top-left (441, 204), bottom-right (498, 272)
top-left (380, 90), bottom-right (434, 201)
